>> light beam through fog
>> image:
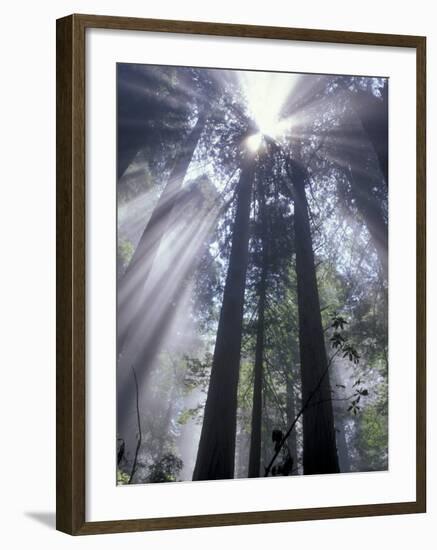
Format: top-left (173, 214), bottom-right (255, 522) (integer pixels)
top-left (116, 63), bottom-right (389, 484)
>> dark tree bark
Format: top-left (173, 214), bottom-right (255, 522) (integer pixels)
top-left (286, 370), bottom-right (299, 474)
top-left (248, 190), bottom-right (268, 478)
top-left (290, 158), bottom-right (340, 475)
top-left (193, 151), bottom-right (256, 481)
top-left (117, 111), bottom-right (206, 354)
top-left (128, 367), bottom-right (142, 484)
top-left (247, 280), bottom-right (266, 478)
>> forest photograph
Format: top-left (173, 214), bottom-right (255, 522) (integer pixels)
top-left (116, 63), bottom-right (388, 485)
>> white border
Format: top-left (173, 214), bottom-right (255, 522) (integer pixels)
top-left (86, 28), bottom-right (416, 522)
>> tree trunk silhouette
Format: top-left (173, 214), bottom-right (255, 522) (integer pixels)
top-left (247, 276), bottom-right (266, 478)
top-left (128, 367), bottom-right (142, 484)
top-left (348, 164), bottom-right (388, 279)
top-left (286, 370), bottom-right (299, 474)
top-left (193, 151), bottom-right (255, 481)
top-left (290, 158), bottom-right (340, 475)
top-left (248, 189), bottom-right (268, 478)
top-left (117, 111), bottom-right (206, 354)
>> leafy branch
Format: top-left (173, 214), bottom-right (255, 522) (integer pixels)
top-left (264, 311), bottom-right (361, 476)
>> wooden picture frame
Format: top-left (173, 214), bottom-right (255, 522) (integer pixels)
top-left (56, 13), bottom-right (426, 535)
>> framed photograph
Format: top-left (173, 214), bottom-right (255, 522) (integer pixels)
top-left (56, 14), bottom-right (426, 535)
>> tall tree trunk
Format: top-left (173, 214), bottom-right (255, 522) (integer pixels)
top-left (117, 111), bottom-right (206, 354)
top-left (193, 151), bottom-right (256, 481)
top-left (248, 191), bottom-right (268, 478)
top-left (286, 370), bottom-right (298, 474)
top-left (290, 158), bottom-right (340, 475)
top-left (348, 164), bottom-right (388, 279)
top-left (336, 416), bottom-right (350, 473)
top-left (247, 283), bottom-right (265, 477)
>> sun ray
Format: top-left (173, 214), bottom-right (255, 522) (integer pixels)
top-left (240, 71), bottom-right (300, 142)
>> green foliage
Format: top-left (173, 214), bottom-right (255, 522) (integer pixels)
top-left (329, 312), bottom-right (360, 365)
top-left (328, 311), bottom-right (371, 417)
top-left (118, 157), bottom-right (155, 204)
top-left (117, 468), bottom-right (130, 485)
top-left (166, 353), bottom-right (212, 427)
top-left (117, 239), bottom-right (134, 277)
top-left (355, 403), bottom-right (388, 470)
top-left (182, 354), bottom-right (211, 393)
top-left (342, 344), bottom-right (360, 364)
top-left (331, 312), bottom-right (348, 330)
top-left (330, 332), bottom-right (345, 349)
top-left (147, 453), bottom-right (183, 483)
top-left (177, 404), bottom-right (204, 425)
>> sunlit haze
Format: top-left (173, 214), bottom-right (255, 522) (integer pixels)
top-left (241, 71), bottom-right (299, 141)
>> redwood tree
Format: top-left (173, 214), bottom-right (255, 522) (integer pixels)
top-left (193, 147), bottom-right (256, 481)
top-left (289, 157), bottom-right (340, 475)
top-left (248, 186), bottom-right (268, 478)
